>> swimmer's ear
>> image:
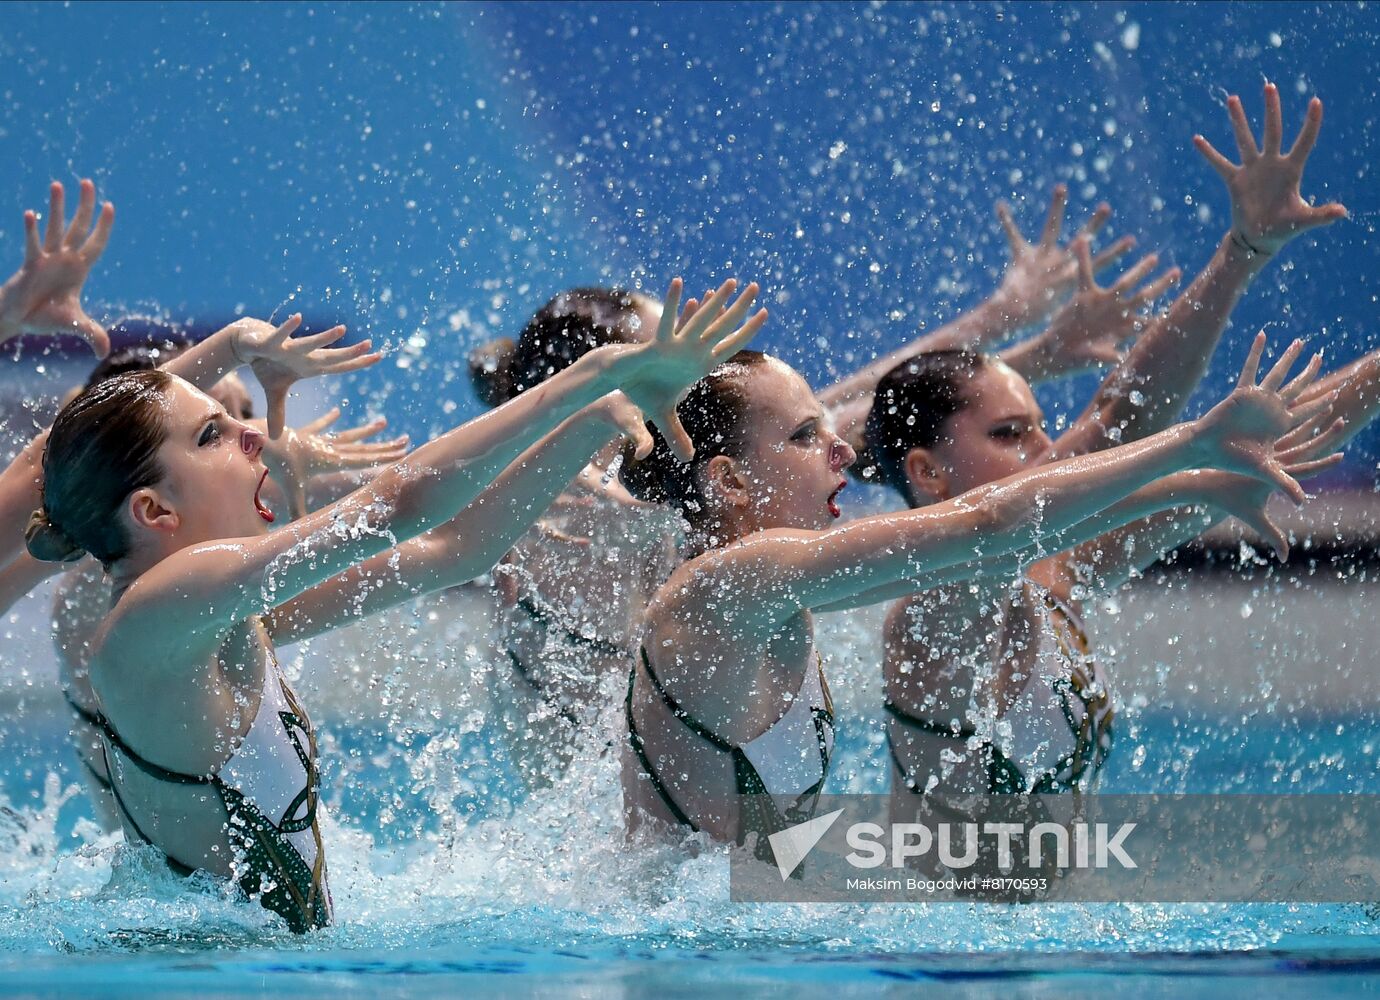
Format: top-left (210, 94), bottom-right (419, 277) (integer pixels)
top-left (127, 488), bottom-right (180, 537)
top-left (903, 448), bottom-right (948, 505)
top-left (703, 454), bottom-right (750, 510)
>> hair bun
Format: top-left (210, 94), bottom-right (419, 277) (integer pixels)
top-left (468, 337), bottom-right (518, 407)
top-left (24, 509), bottom-right (86, 564)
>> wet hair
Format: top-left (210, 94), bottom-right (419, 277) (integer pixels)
top-left (862, 350), bottom-right (990, 501)
top-left (469, 287), bottom-right (650, 406)
top-left (620, 350), bottom-right (772, 525)
top-left (26, 370), bottom-right (173, 567)
top-left (84, 336), bottom-right (192, 390)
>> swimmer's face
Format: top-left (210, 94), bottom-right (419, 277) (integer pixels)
top-left (911, 361), bottom-right (1051, 501)
top-left (209, 371), bottom-right (254, 421)
top-left (725, 359), bottom-right (855, 532)
top-left (126, 377), bottom-right (270, 551)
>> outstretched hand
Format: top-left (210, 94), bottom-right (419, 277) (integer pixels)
top-left (1200, 407), bottom-right (1344, 560)
top-left (1029, 238), bottom-right (1182, 376)
top-left (0, 179), bottom-right (115, 357)
top-left (1193, 83), bottom-right (1347, 256)
top-left (1194, 333), bottom-right (1335, 504)
top-left (988, 183), bottom-right (1137, 330)
top-left (597, 277), bottom-right (768, 461)
top-left (261, 408), bottom-right (410, 519)
top-left (227, 314), bottom-right (383, 439)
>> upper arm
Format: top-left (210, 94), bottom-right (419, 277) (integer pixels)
top-left (265, 534), bottom-right (449, 646)
top-left (105, 481), bottom-right (416, 662)
top-left (689, 506), bottom-right (1003, 636)
top-left (812, 551), bottom-right (1026, 613)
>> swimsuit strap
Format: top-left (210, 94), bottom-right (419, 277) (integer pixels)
top-left (516, 594), bottom-right (625, 657)
top-left (507, 648), bottom-right (582, 727)
top-left (77, 749), bottom-right (114, 792)
top-left (883, 699), bottom-right (977, 738)
top-left (628, 648), bottom-right (833, 862)
top-left (63, 688), bottom-right (102, 729)
top-left (98, 717), bottom-right (213, 786)
top-left (98, 741), bottom-right (199, 876)
top-left (884, 702), bottom-right (1027, 795)
top-left (624, 659), bottom-right (703, 832)
top-left (637, 648), bottom-right (736, 752)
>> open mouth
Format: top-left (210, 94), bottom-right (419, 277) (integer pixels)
top-left (828, 479), bottom-right (846, 519)
top-left (254, 469), bottom-right (276, 523)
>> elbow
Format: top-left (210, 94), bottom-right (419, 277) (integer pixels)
top-left (971, 487), bottom-right (1039, 548)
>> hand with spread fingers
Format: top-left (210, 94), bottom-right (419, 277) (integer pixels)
top-left (1195, 408), bottom-right (1345, 561)
top-left (0, 179), bottom-right (115, 357)
top-left (1013, 238), bottom-right (1182, 379)
top-left (1194, 83), bottom-right (1347, 257)
top-left (1192, 333), bottom-right (1337, 504)
top-left (223, 314), bottom-right (383, 439)
top-left (260, 408), bottom-right (411, 520)
top-left (591, 277), bottom-right (767, 461)
top-left (987, 183), bottom-right (1137, 331)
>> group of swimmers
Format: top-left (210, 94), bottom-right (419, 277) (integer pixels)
top-left (0, 84), bottom-right (1374, 932)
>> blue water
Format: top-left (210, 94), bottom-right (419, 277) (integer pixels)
top-left (4, 1), bottom-right (1380, 992)
top-left (5, 687), bottom-right (1380, 995)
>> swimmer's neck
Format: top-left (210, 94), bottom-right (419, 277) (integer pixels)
top-left (105, 532), bottom-right (208, 605)
top-left (682, 507), bottom-right (762, 559)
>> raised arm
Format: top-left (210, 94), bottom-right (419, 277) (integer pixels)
top-left (255, 409), bottom-right (409, 520)
top-left (165, 315), bottom-right (381, 438)
top-left (998, 240), bottom-right (1179, 385)
top-left (0, 180), bottom-right (114, 358)
top-left (690, 335), bottom-right (1326, 632)
top-left (824, 185), bottom-right (1134, 442)
top-left (265, 393), bottom-right (650, 645)
top-left (105, 279), bottom-right (766, 660)
top-left (0, 180), bottom-right (115, 562)
top-left (0, 550), bottom-right (66, 617)
top-left (1050, 84), bottom-right (1346, 459)
top-left (0, 430), bottom-right (49, 567)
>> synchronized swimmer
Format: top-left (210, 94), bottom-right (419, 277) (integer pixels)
top-left (0, 83), bottom-right (1372, 932)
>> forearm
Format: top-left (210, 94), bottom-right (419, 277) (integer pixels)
top-left (1296, 352), bottom-right (1380, 448)
top-left (0, 271), bottom-right (27, 341)
top-left (1054, 234), bottom-right (1265, 456)
top-left (364, 357), bottom-right (616, 545)
top-left (998, 331), bottom-right (1064, 385)
top-left (267, 405), bottom-right (619, 645)
top-left (812, 551), bottom-right (1023, 613)
top-left (741, 422), bottom-right (1204, 621)
top-left (1044, 470), bottom-right (1227, 592)
top-left (0, 551), bottom-right (65, 617)
top-left (393, 403), bottom-right (620, 585)
top-left (162, 323), bottom-right (247, 391)
top-left (0, 431), bottom-right (48, 566)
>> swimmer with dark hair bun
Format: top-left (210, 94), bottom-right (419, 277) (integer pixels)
top-left (29, 274), bottom-right (762, 931)
top-left (870, 85), bottom-right (1351, 807)
top-left (615, 330), bottom-right (1331, 852)
top-left (13, 326), bottom-right (409, 830)
top-left (466, 228), bottom-right (1150, 781)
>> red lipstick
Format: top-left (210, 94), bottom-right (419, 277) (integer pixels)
top-left (254, 469), bottom-right (275, 523)
top-left (828, 479), bottom-right (846, 518)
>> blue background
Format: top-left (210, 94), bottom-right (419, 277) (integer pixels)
top-left (1, 1), bottom-right (1375, 465)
